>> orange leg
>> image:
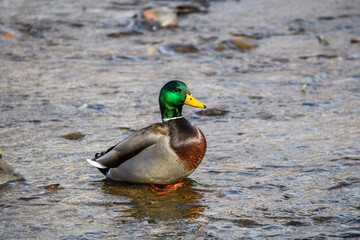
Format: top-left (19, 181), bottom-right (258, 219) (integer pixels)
top-left (150, 182), bottom-right (184, 195)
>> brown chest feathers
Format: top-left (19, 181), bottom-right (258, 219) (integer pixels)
top-left (166, 118), bottom-right (207, 172)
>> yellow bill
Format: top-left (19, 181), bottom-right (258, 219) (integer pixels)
top-left (184, 94), bottom-right (206, 108)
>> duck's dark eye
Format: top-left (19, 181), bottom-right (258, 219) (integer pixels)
top-left (173, 88), bottom-right (181, 93)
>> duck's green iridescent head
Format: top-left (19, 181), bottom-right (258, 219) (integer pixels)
top-left (159, 81), bottom-right (206, 120)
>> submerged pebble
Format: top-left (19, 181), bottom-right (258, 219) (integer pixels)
top-left (196, 108), bottom-right (229, 116)
top-left (160, 43), bottom-right (199, 54)
top-left (61, 132), bottom-right (85, 140)
top-left (107, 30), bottom-right (143, 38)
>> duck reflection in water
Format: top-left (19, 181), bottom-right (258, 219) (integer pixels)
top-left (101, 178), bottom-right (206, 221)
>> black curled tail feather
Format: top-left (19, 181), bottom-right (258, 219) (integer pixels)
top-left (98, 167), bottom-right (110, 175)
top-left (92, 152), bottom-right (110, 175)
top-left (92, 144), bottom-right (117, 176)
top-left (94, 144), bottom-right (117, 160)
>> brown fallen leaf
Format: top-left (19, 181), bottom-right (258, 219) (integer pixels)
top-left (0, 32), bottom-right (16, 39)
top-left (45, 183), bottom-right (63, 190)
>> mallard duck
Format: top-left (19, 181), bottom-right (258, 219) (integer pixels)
top-left (87, 80), bottom-right (207, 185)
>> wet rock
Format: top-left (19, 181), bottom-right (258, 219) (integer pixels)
top-left (69, 22), bottom-right (84, 28)
top-left (318, 16), bottom-right (335, 20)
top-left (196, 108), bottom-right (229, 116)
top-left (160, 43), bottom-right (199, 54)
top-left (345, 53), bottom-right (360, 60)
top-left (198, 35), bottom-right (218, 44)
top-left (327, 181), bottom-right (351, 190)
top-left (107, 55), bottom-right (147, 61)
top-left (272, 58), bottom-right (290, 63)
top-left (172, 5), bottom-right (202, 15)
top-left (228, 36), bottom-right (258, 50)
top-left (28, 119), bottom-right (42, 124)
top-left (213, 43), bottom-right (229, 52)
top-left (215, 37), bottom-right (258, 52)
top-left (288, 18), bottom-right (314, 34)
top-left (302, 101), bottom-right (318, 107)
top-left (284, 220), bottom-right (310, 226)
top-left (318, 14), bottom-right (359, 21)
top-left (87, 104), bottom-right (107, 111)
top-left (316, 53), bottom-right (339, 59)
top-left (4, 53), bottom-right (28, 62)
top-left (0, 158), bottom-right (24, 185)
top-left (18, 196), bottom-right (39, 201)
top-left (283, 194), bottom-right (292, 199)
top-left (61, 132), bottom-right (85, 140)
top-left (248, 95), bottom-right (264, 100)
top-left (107, 29), bottom-right (143, 38)
top-left (14, 20), bottom-right (52, 38)
top-left (350, 37), bottom-right (360, 44)
top-left (142, 7), bottom-right (177, 28)
top-left (201, 70), bottom-right (217, 77)
top-left (231, 27), bottom-right (284, 40)
top-left (311, 216), bottom-right (337, 222)
top-left (336, 233), bottom-right (360, 238)
top-left (317, 34), bottom-right (330, 46)
top-left (234, 219), bottom-right (263, 228)
top-left (257, 111), bottom-right (275, 120)
top-left (300, 53), bottom-right (339, 59)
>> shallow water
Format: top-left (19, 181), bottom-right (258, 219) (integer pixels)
top-left (1, 0), bottom-right (360, 239)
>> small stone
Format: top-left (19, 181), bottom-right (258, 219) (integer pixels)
top-left (229, 36), bottom-right (258, 50)
top-left (317, 34), bottom-right (329, 46)
top-left (196, 108), bottom-right (229, 116)
top-left (350, 37), bottom-right (360, 44)
top-left (61, 132), bottom-right (85, 140)
top-left (160, 43), bottom-right (199, 54)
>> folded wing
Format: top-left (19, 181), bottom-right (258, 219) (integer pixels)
top-left (89, 123), bottom-right (168, 168)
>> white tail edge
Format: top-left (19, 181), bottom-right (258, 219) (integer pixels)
top-left (86, 159), bottom-right (107, 169)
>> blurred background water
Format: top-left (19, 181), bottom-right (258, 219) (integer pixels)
top-left (0, 0), bottom-right (359, 239)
